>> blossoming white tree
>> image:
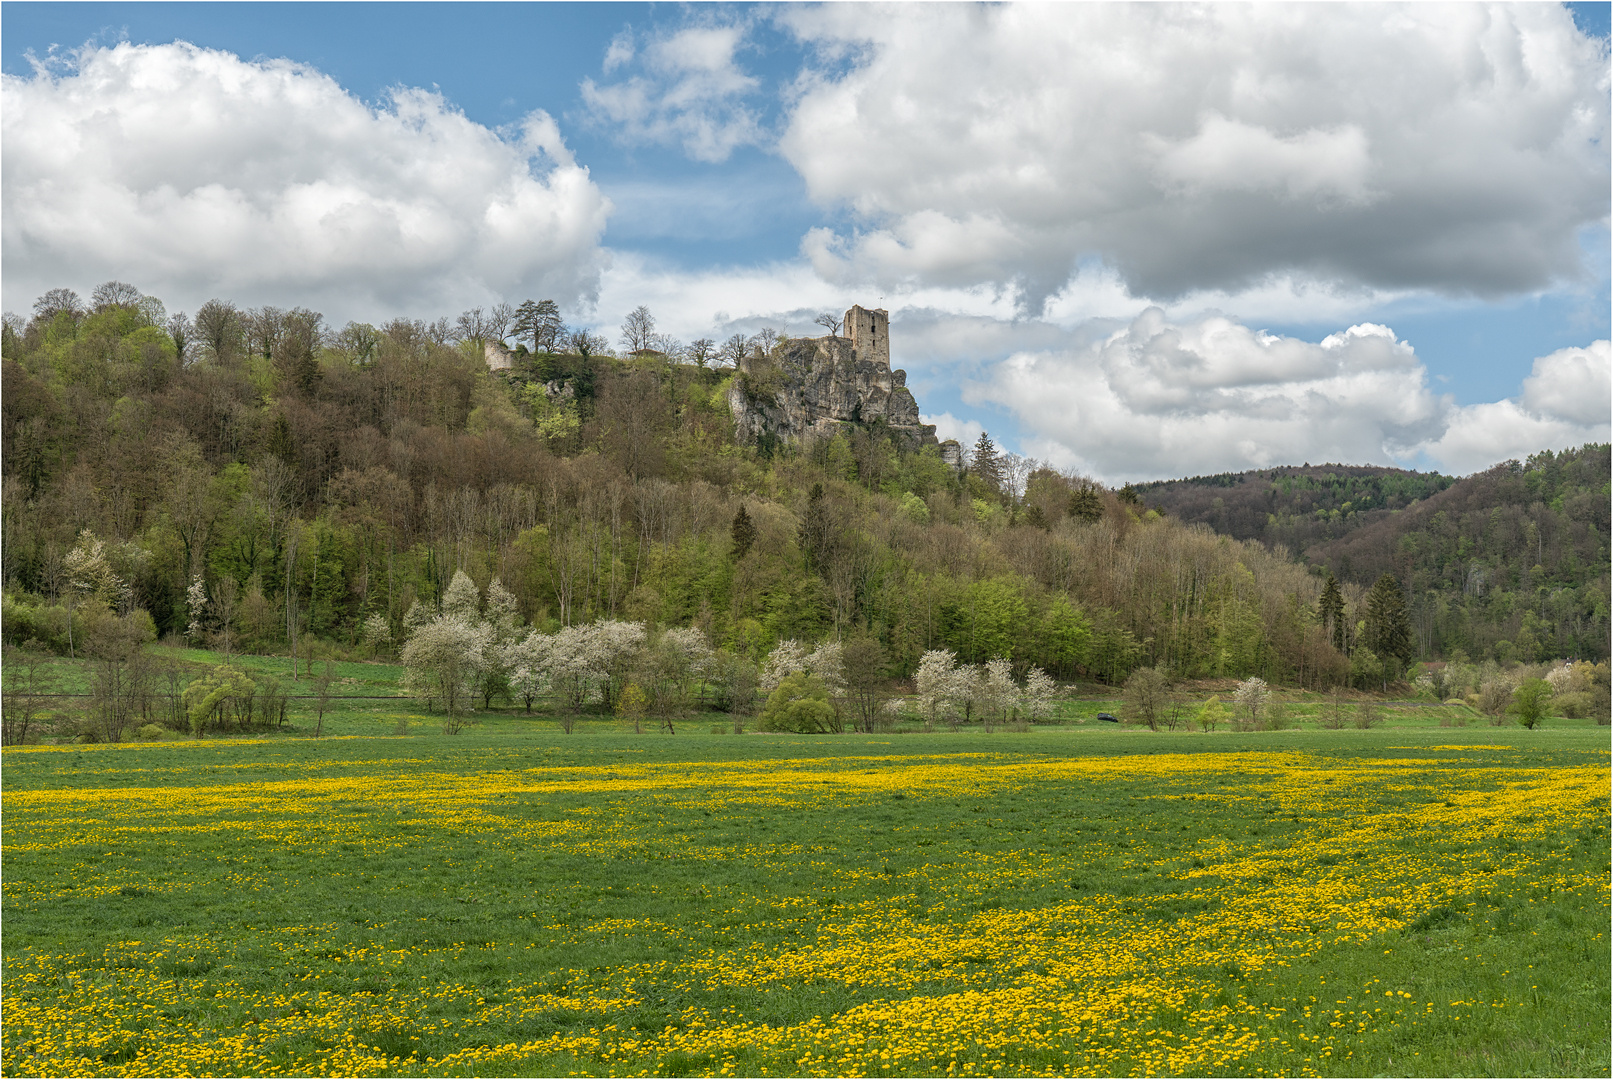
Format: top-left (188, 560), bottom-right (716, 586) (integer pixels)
top-left (760, 639), bottom-right (810, 691)
top-left (503, 630), bottom-right (554, 713)
top-left (914, 649), bottom-right (966, 728)
top-left (1023, 667), bottom-right (1057, 723)
top-left (400, 615), bottom-right (489, 733)
top-left (1233, 676), bottom-right (1270, 731)
top-left (976, 658), bottom-right (1019, 729)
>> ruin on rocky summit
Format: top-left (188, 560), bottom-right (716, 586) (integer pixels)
top-left (727, 305), bottom-right (938, 451)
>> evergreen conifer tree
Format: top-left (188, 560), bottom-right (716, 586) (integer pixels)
top-left (730, 505), bottom-right (757, 559)
top-left (1067, 486), bottom-right (1103, 523)
top-left (970, 432), bottom-right (1003, 492)
top-left (1363, 573), bottom-right (1413, 674)
top-left (1318, 573), bottom-right (1347, 652)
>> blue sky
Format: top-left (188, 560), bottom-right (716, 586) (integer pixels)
top-left (3, 2), bottom-right (1608, 480)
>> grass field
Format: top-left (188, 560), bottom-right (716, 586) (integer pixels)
top-left (2, 718), bottom-right (1608, 1077)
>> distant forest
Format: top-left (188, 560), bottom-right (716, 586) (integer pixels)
top-left (3, 283), bottom-right (1607, 688)
top-left (1139, 449), bottom-right (1610, 664)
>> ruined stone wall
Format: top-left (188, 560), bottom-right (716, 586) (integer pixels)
top-left (844, 304), bottom-right (890, 370)
top-left (485, 341), bottom-right (514, 371)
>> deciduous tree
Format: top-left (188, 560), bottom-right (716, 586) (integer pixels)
top-left (1510, 677), bottom-right (1553, 729)
top-left (620, 305), bottom-right (656, 354)
top-left (400, 616), bottom-right (488, 733)
top-left (758, 671), bottom-right (839, 733)
top-left (1122, 665), bottom-right (1171, 730)
top-left (1232, 675), bottom-right (1270, 730)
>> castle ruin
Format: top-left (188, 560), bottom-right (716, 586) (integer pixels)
top-left (728, 305), bottom-right (937, 450)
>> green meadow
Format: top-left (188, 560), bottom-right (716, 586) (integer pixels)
top-left (2, 694), bottom-right (1607, 1077)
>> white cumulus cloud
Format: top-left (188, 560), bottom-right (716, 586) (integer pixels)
top-left (969, 311), bottom-right (1610, 481)
top-left (1417, 340), bottom-right (1612, 474)
top-left (581, 21), bottom-right (763, 162)
top-left (1, 42), bottom-right (611, 323)
top-left (778, 2), bottom-right (1610, 308)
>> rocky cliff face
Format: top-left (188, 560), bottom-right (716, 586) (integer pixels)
top-left (728, 305), bottom-right (937, 450)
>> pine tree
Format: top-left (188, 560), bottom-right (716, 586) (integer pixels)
top-left (512, 298), bottom-right (562, 354)
top-left (1067, 485), bottom-right (1103, 523)
top-left (970, 432), bottom-right (1003, 492)
top-left (730, 504), bottom-right (757, 559)
top-left (1363, 573), bottom-right (1413, 673)
top-left (1317, 573), bottom-right (1346, 652)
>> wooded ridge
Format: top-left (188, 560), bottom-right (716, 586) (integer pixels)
top-left (3, 285), bottom-right (1606, 692)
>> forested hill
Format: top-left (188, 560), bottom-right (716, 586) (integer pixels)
top-left (1, 285), bottom-right (1604, 686)
top-left (1139, 448), bottom-right (1611, 662)
top-left (1304, 446), bottom-right (1610, 662)
top-left (1134, 463), bottom-right (1457, 551)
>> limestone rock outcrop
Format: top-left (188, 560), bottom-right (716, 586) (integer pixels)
top-left (728, 305), bottom-right (937, 450)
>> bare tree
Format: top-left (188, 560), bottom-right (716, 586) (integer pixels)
top-left (687, 337), bottom-right (715, 367)
top-left (750, 327), bottom-right (779, 354)
top-left (455, 306), bottom-right (511, 352)
top-left (193, 299), bottom-right (245, 362)
top-left (313, 659), bottom-right (336, 737)
top-left (32, 287), bottom-right (84, 326)
top-left (87, 613), bottom-right (155, 744)
top-left (620, 305), bottom-right (656, 354)
top-left (720, 333), bottom-right (749, 368)
top-left (1, 643), bottom-right (55, 745)
top-left (568, 328), bottom-right (611, 357)
top-left (1122, 665), bottom-right (1171, 730)
top-left (246, 306), bottom-right (287, 361)
top-left (91, 281), bottom-right (143, 311)
top-left (814, 312), bottom-right (843, 336)
top-left (167, 311), bottom-right (194, 365)
top-left (651, 333), bottom-right (684, 360)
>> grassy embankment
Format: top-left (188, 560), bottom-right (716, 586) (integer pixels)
top-left (2, 694), bottom-right (1607, 1077)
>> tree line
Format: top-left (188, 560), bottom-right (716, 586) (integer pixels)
top-left (4, 281), bottom-right (1590, 713)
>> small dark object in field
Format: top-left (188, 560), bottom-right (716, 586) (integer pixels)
top-left (1097, 712), bottom-right (1119, 723)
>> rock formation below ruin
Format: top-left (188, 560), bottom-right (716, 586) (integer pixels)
top-left (727, 305), bottom-right (937, 450)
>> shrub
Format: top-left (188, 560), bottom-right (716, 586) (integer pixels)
top-left (135, 724), bottom-right (166, 741)
top-left (1195, 696), bottom-right (1228, 733)
top-left (758, 672), bottom-right (840, 733)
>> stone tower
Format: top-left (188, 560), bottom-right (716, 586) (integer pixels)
top-left (844, 305), bottom-right (890, 369)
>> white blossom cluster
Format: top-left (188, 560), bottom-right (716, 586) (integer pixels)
top-left (893, 648), bottom-right (1057, 727)
top-left (759, 639), bottom-right (845, 695)
top-left (401, 570), bottom-right (719, 718)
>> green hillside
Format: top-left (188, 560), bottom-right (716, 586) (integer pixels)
top-left (1138, 448), bottom-right (1611, 662)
